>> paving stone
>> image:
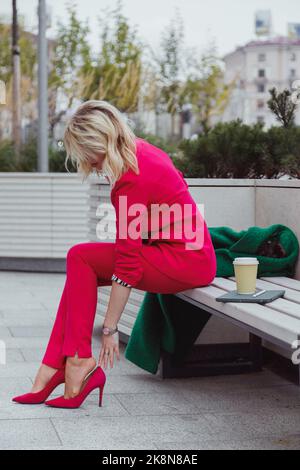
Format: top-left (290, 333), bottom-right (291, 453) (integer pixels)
top-left (3, 349), bottom-right (25, 364)
top-left (0, 377), bottom-right (33, 398)
top-left (9, 327), bottom-right (51, 338)
top-left (0, 419), bottom-right (61, 449)
top-left (20, 348), bottom-right (48, 362)
top-left (158, 435), bottom-right (300, 450)
top-left (227, 435), bottom-right (300, 450)
top-left (170, 368), bottom-right (289, 391)
top-left (202, 410), bottom-right (300, 440)
top-left (0, 327), bottom-right (12, 338)
top-left (180, 384), bottom-right (300, 414)
top-left (51, 414), bottom-right (213, 449)
top-left (1, 314), bottom-right (52, 327)
top-left (114, 391), bottom-right (200, 416)
top-left (4, 337), bottom-right (48, 350)
top-left (0, 362), bottom-right (44, 378)
top-left (0, 394), bottom-right (129, 420)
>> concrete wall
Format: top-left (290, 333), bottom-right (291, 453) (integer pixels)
top-left (255, 179), bottom-right (300, 280)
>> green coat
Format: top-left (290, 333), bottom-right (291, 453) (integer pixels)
top-left (124, 224), bottom-right (299, 374)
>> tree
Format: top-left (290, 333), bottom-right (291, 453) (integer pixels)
top-left (183, 46), bottom-right (233, 134)
top-left (12, 0), bottom-right (22, 157)
top-left (79, 0), bottom-right (143, 113)
top-left (0, 17), bottom-right (37, 140)
top-left (154, 11), bottom-right (186, 138)
top-left (267, 87), bottom-right (297, 128)
top-left (48, 3), bottom-right (91, 138)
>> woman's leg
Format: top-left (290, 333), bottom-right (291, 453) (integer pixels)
top-left (41, 281), bottom-right (68, 369)
top-left (30, 283), bottom-right (68, 393)
top-left (31, 243), bottom-right (115, 393)
top-left (42, 241), bottom-right (195, 368)
top-left (42, 242), bottom-right (116, 368)
top-left (32, 241), bottom-right (196, 395)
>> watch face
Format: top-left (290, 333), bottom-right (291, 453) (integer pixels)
top-left (103, 328), bottom-right (110, 335)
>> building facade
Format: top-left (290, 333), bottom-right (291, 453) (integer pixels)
top-left (222, 37), bottom-right (300, 127)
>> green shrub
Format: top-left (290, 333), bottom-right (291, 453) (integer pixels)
top-left (1, 123), bottom-right (299, 178)
top-left (262, 126), bottom-right (300, 178)
top-left (0, 137), bottom-right (76, 173)
top-left (178, 120), bottom-right (300, 179)
top-left (49, 143), bottom-right (76, 173)
top-left (0, 139), bottom-right (14, 171)
top-left (0, 138), bottom-right (37, 171)
top-left (136, 131), bottom-right (179, 158)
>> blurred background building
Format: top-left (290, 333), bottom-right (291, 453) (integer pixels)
top-left (222, 36), bottom-right (300, 127)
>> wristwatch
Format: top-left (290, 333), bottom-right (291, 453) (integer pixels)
top-left (101, 324), bottom-right (119, 336)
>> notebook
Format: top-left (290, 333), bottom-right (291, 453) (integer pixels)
top-left (216, 289), bottom-right (285, 304)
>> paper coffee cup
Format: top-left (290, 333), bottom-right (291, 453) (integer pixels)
top-left (233, 257), bottom-right (259, 294)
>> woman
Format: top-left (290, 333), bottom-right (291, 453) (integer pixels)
top-left (12, 100), bottom-right (217, 409)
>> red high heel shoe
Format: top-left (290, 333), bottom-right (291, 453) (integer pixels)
top-left (44, 366), bottom-right (106, 409)
top-left (12, 367), bottom-right (65, 405)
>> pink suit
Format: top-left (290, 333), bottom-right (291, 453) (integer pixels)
top-left (42, 138), bottom-right (217, 368)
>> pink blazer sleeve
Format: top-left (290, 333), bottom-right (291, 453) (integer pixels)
top-left (111, 175), bottom-right (148, 287)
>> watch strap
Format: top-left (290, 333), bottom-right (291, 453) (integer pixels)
top-left (102, 324), bottom-right (118, 335)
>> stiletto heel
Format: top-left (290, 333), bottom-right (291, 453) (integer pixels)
top-left (12, 367), bottom-right (65, 405)
top-left (45, 366), bottom-right (106, 409)
top-left (99, 385), bottom-right (105, 407)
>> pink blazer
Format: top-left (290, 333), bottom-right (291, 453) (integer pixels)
top-left (110, 137), bottom-right (217, 288)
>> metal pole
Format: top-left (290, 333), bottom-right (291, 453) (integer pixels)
top-left (12, 0), bottom-right (21, 159)
top-left (38, 0), bottom-right (49, 172)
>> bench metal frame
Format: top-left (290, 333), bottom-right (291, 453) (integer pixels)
top-left (160, 292), bottom-right (300, 385)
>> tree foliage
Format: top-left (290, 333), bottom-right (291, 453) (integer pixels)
top-left (0, 18), bottom-right (37, 117)
top-left (79, 0), bottom-right (143, 113)
top-left (48, 3), bottom-right (91, 136)
top-left (267, 87), bottom-right (297, 128)
top-left (183, 46), bottom-right (234, 134)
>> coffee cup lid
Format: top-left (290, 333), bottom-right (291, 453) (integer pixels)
top-left (233, 257), bottom-right (259, 265)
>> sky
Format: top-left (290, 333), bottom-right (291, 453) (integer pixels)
top-left (2, 0), bottom-right (300, 58)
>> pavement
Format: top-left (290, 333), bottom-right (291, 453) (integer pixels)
top-left (0, 271), bottom-right (300, 450)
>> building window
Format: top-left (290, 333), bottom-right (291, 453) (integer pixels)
top-left (258, 69), bottom-right (265, 78)
top-left (257, 100), bottom-right (264, 109)
top-left (257, 83), bottom-right (265, 93)
top-left (258, 53), bottom-right (266, 62)
top-left (290, 69), bottom-right (296, 79)
top-left (257, 116), bottom-right (265, 125)
top-left (291, 53), bottom-right (297, 62)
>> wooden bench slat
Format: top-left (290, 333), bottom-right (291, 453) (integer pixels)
top-left (260, 276), bottom-right (300, 291)
top-left (263, 298), bottom-right (300, 319)
top-left (252, 278), bottom-right (300, 304)
top-left (179, 285), bottom-right (300, 346)
top-left (212, 277), bottom-right (300, 320)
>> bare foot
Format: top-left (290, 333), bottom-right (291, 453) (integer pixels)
top-left (31, 364), bottom-right (59, 393)
top-left (64, 355), bottom-right (96, 399)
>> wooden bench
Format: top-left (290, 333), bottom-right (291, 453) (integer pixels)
top-left (161, 276), bottom-right (300, 384)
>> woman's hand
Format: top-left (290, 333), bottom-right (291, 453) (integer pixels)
top-left (98, 333), bottom-right (120, 370)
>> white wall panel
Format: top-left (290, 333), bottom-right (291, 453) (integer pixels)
top-left (0, 173), bottom-right (90, 258)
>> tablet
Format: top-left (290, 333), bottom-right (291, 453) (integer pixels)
top-left (216, 289), bottom-right (286, 304)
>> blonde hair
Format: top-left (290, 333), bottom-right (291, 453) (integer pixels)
top-left (63, 100), bottom-right (139, 187)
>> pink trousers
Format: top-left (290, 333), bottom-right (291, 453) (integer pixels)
top-left (42, 242), bottom-right (202, 369)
